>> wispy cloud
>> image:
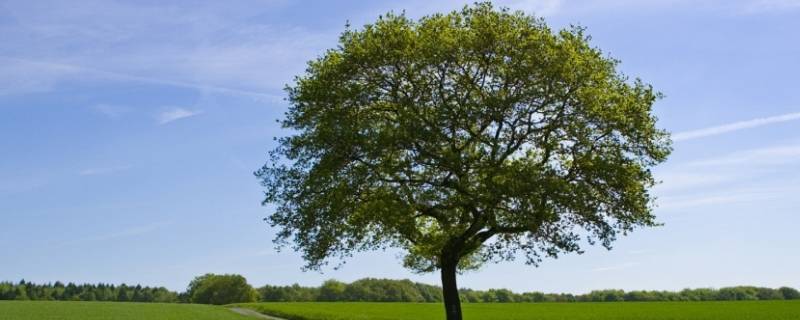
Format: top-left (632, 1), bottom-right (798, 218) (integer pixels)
top-left (0, 57), bottom-right (80, 95)
top-left (0, 56), bottom-right (283, 101)
top-left (689, 145), bottom-right (800, 166)
top-left (659, 193), bottom-right (770, 210)
top-left (79, 165), bottom-right (132, 176)
top-left (57, 221), bottom-right (172, 247)
top-left (672, 112), bottom-right (800, 142)
top-left (740, 0), bottom-right (800, 13)
top-left (653, 142), bottom-right (800, 213)
top-left (0, 0), bottom-right (324, 100)
top-left (156, 108), bottom-right (202, 125)
top-left (654, 172), bottom-right (734, 193)
top-left (656, 180), bottom-right (800, 212)
top-left (92, 104), bottom-right (131, 119)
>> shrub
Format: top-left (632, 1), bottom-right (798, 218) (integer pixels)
top-left (187, 274), bottom-right (258, 305)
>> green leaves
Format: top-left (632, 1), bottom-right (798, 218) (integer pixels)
top-left (258, 2), bottom-right (671, 272)
top-left (186, 274), bottom-right (258, 305)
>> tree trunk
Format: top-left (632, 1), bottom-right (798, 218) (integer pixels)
top-left (441, 258), bottom-right (462, 320)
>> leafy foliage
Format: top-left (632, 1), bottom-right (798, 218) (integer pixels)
top-left (186, 274), bottom-right (259, 305)
top-left (3, 278), bottom-right (797, 304)
top-left (257, 2), bottom-right (671, 275)
top-left (0, 280), bottom-right (177, 302)
top-left (255, 278), bottom-right (800, 303)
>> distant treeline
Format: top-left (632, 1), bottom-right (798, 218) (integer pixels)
top-left (259, 279), bottom-right (443, 302)
top-left (0, 280), bottom-right (178, 303)
top-left (3, 278), bottom-right (799, 303)
top-left (258, 278), bottom-right (800, 303)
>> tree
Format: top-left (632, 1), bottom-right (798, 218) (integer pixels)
top-left (117, 284), bottom-right (129, 302)
top-left (493, 289), bottom-right (517, 302)
top-left (186, 274), bottom-right (258, 305)
top-left (0, 282), bottom-right (13, 300)
top-left (13, 286), bottom-right (28, 301)
top-left (779, 287), bottom-right (800, 300)
top-left (756, 287), bottom-right (783, 300)
top-left (256, 3), bottom-right (671, 320)
top-left (318, 279), bottom-right (346, 301)
top-left (132, 285), bottom-right (144, 302)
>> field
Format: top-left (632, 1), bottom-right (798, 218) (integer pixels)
top-left (0, 301), bottom-right (252, 320)
top-left (2, 300), bottom-right (799, 320)
top-left (234, 301), bottom-right (800, 320)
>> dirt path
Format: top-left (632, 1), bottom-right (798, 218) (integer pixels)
top-left (229, 307), bottom-right (288, 320)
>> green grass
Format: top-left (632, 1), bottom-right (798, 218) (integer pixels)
top-left (234, 301), bottom-right (800, 320)
top-left (3, 300), bottom-right (799, 320)
top-left (0, 301), bottom-right (253, 320)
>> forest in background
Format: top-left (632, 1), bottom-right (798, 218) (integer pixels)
top-left (2, 278), bottom-right (799, 304)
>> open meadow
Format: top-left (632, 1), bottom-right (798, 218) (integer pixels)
top-left (1, 298), bottom-right (800, 320)
top-left (235, 301), bottom-right (800, 320)
top-left (0, 301), bottom-right (252, 320)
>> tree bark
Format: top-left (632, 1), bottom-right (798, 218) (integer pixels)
top-left (441, 257), bottom-right (462, 320)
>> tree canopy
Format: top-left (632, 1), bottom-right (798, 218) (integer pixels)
top-left (257, 3), bottom-right (671, 319)
top-left (0, 280), bottom-right (178, 303)
top-left (3, 279), bottom-right (799, 304)
top-left (186, 274), bottom-right (258, 305)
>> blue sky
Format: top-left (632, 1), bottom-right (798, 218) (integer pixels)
top-left (1, 0), bottom-right (799, 294)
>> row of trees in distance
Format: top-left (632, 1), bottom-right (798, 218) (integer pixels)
top-left (3, 276), bottom-right (799, 304)
top-left (0, 280), bottom-right (177, 302)
top-left (259, 278), bottom-right (800, 303)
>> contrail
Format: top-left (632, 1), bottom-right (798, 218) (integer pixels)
top-left (1, 56), bottom-right (284, 102)
top-left (672, 111), bottom-right (800, 141)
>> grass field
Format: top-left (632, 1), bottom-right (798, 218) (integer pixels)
top-left (2, 300), bottom-right (799, 320)
top-left (234, 301), bottom-right (800, 320)
top-left (0, 301), bottom-right (252, 320)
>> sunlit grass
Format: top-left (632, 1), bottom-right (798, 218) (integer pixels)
top-left (234, 301), bottom-right (800, 320)
top-left (0, 301), bottom-right (251, 320)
